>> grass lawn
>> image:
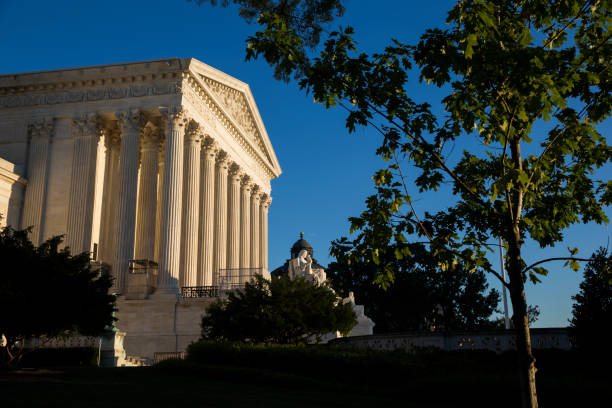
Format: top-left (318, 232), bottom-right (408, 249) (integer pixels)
top-left (1, 347), bottom-right (610, 407)
top-left (0, 365), bottom-right (416, 408)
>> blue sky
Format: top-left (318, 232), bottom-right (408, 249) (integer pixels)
top-left (1, 0), bottom-right (609, 327)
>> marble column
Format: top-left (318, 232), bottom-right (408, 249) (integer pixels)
top-left (156, 109), bottom-right (187, 295)
top-left (260, 194), bottom-right (271, 273)
top-left (134, 125), bottom-right (160, 261)
top-left (213, 151), bottom-right (229, 285)
top-left (154, 139), bottom-right (165, 263)
top-left (239, 176), bottom-right (251, 283)
top-left (98, 126), bottom-right (120, 263)
top-left (249, 185), bottom-right (261, 271)
top-left (65, 114), bottom-right (100, 254)
top-left (179, 121), bottom-right (201, 288)
top-left (226, 163), bottom-right (242, 283)
top-left (198, 136), bottom-right (217, 286)
top-left (111, 109), bottom-right (143, 294)
top-left (20, 119), bottom-right (53, 245)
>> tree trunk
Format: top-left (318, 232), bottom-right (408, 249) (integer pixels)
top-left (507, 240), bottom-right (539, 408)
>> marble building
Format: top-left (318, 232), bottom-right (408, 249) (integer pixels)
top-left (0, 58), bottom-right (282, 360)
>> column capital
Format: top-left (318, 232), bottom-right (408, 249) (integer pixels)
top-left (201, 135), bottom-right (217, 154)
top-left (28, 118), bottom-right (54, 141)
top-left (142, 124), bottom-right (161, 151)
top-left (103, 124), bottom-right (121, 149)
top-left (260, 193), bottom-right (272, 208)
top-left (228, 162), bottom-right (243, 182)
top-left (159, 106), bottom-right (188, 129)
top-left (185, 119), bottom-right (201, 143)
top-left (250, 184), bottom-right (261, 198)
top-left (240, 174), bottom-right (252, 189)
top-left (73, 113), bottom-right (99, 139)
top-left (116, 109), bottom-right (145, 134)
top-left (216, 150), bottom-right (229, 169)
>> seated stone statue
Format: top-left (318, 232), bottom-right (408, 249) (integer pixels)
top-left (288, 249), bottom-right (327, 285)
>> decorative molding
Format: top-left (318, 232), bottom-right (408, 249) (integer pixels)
top-left (1, 63), bottom-right (277, 190)
top-left (141, 124), bottom-right (161, 151)
top-left (185, 119), bottom-right (201, 142)
top-left (72, 113), bottom-right (99, 139)
top-left (215, 150), bottom-right (229, 168)
top-left (201, 135), bottom-right (217, 154)
top-left (0, 81), bottom-right (182, 108)
top-left (183, 73), bottom-right (276, 184)
top-left (28, 118), bottom-right (54, 141)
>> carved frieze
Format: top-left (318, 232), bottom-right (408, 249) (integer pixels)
top-left (183, 75), bottom-right (275, 184)
top-left (0, 82), bottom-right (181, 108)
top-left (200, 76), bottom-right (271, 163)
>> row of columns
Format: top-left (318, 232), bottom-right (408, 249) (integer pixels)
top-left (22, 116), bottom-right (101, 252)
top-left (22, 108), bottom-right (272, 296)
top-left (97, 108), bottom-right (272, 294)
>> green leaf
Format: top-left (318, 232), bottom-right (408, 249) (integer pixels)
top-left (529, 271), bottom-right (542, 284)
top-left (570, 259), bottom-right (580, 272)
top-left (533, 267), bottom-right (548, 276)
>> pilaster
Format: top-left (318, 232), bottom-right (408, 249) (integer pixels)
top-left (65, 114), bottom-right (100, 254)
top-left (20, 119), bottom-right (53, 245)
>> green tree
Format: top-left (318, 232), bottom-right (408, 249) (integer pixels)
top-left (328, 242), bottom-right (500, 332)
top-left (0, 226), bottom-right (116, 365)
top-left (193, 1), bottom-right (611, 406)
top-left (201, 275), bottom-right (356, 343)
top-left (569, 247), bottom-right (612, 350)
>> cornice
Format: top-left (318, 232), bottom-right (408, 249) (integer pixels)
top-left (0, 58), bottom-right (280, 188)
top-left (0, 166), bottom-right (27, 187)
top-left (0, 72), bottom-right (182, 109)
top-left (185, 59), bottom-right (281, 176)
top-left (0, 58), bottom-right (185, 87)
top-left (182, 72), bottom-right (278, 184)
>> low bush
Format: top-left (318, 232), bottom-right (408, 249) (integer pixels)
top-left (185, 340), bottom-right (522, 390)
top-left (16, 347), bottom-right (97, 367)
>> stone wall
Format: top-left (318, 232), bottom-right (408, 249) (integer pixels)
top-left (115, 296), bottom-right (215, 360)
top-left (329, 328), bottom-right (571, 353)
top-left (0, 157), bottom-right (25, 227)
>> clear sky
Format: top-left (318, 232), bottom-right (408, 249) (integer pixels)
top-left (1, 0), bottom-right (609, 327)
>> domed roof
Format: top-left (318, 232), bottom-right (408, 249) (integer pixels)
top-left (290, 231), bottom-right (313, 259)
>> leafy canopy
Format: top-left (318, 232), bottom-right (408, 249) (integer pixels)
top-left (239, 0), bottom-right (611, 285)
top-left (569, 247), bottom-right (612, 350)
top-left (201, 275), bottom-right (357, 344)
top-left (329, 242), bottom-right (500, 332)
top-left (0, 226), bottom-right (116, 364)
top-left (193, 1), bottom-right (610, 405)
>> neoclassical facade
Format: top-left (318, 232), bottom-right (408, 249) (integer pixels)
top-left (0, 58), bottom-right (281, 297)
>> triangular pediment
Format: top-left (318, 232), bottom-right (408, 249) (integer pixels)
top-left (185, 59), bottom-right (281, 178)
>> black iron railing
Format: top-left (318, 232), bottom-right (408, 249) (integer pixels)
top-left (217, 267), bottom-right (264, 288)
top-left (181, 286), bottom-right (219, 298)
top-left (180, 268), bottom-right (266, 299)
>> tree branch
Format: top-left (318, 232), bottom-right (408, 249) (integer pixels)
top-left (542, 1), bottom-right (595, 49)
top-left (365, 101), bottom-right (486, 206)
top-left (521, 256), bottom-right (598, 274)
